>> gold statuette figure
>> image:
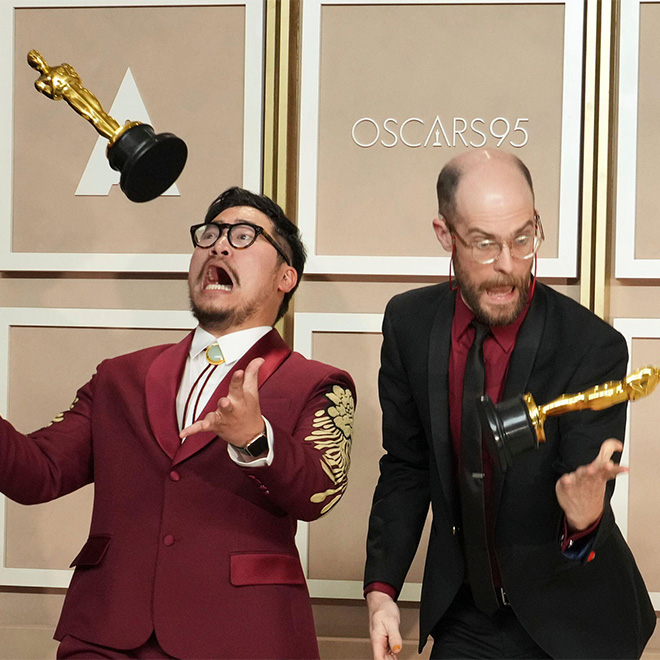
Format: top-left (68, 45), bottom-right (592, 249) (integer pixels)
top-left (479, 366), bottom-right (660, 471)
top-left (28, 49), bottom-right (187, 203)
top-left (28, 49), bottom-right (125, 140)
top-left (525, 366), bottom-right (660, 442)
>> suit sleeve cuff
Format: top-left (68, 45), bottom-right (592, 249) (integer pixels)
top-left (560, 513), bottom-right (601, 560)
top-left (364, 581), bottom-right (398, 601)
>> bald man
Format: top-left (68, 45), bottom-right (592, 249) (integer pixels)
top-left (364, 150), bottom-right (655, 659)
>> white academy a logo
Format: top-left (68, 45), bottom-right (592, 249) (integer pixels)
top-left (75, 67), bottom-right (180, 197)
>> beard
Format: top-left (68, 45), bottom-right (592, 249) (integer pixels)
top-left (189, 295), bottom-right (260, 335)
top-left (190, 297), bottom-right (231, 334)
top-left (454, 257), bottom-right (532, 326)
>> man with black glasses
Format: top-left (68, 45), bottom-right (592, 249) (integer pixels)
top-left (364, 150), bottom-right (654, 659)
top-left (0, 187), bottom-right (355, 660)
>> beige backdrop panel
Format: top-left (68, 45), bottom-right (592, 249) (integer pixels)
top-left (316, 3), bottom-right (563, 259)
top-left (635, 3), bottom-right (660, 260)
top-left (6, 325), bottom-right (189, 570)
top-left (609, 281), bottom-right (660, 317)
top-left (307, 330), bottom-right (430, 583)
top-left (13, 5), bottom-right (245, 254)
top-left (628, 337), bottom-right (660, 593)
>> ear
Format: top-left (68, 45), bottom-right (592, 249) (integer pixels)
top-left (534, 208), bottom-right (543, 234)
top-left (277, 265), bottom-right (298, 294)
top-left (433, 217), bottom-right (454, 253)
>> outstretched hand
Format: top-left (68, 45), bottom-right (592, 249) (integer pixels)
top-left (367, 591), bottom-right (403, 660)
top-left (179, 357), bottom-right (265, 447)
top-left (556, 438), bottom-right (628, 531)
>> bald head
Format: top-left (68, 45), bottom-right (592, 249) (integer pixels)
top-left (431, 149), bottom-right (538, 325)
top-left (436, 149), bottom-right (534, 223)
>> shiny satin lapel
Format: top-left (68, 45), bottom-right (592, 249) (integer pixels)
top-left (428, 285), bottom-right (458, 514)
top-left (172, 329), bottom-right (291, 467)
top-left (145, 332), bottom-right (194, 460)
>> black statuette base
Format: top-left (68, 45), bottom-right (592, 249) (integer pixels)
top-left (107, 123), bottom-right (187, 203)
top-left (478, 394), bottom-right (539, 473)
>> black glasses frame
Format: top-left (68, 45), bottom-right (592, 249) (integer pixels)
top-left (190, 221), bottom-right (291, 266)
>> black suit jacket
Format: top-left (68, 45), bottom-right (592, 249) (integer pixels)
top-left (365, 282), bottom-right (655, 659)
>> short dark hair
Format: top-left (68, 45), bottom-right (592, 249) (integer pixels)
top-left (203, 186), bottom-right (306, 321)
top-left (436, 153), bottom-right (535, 220)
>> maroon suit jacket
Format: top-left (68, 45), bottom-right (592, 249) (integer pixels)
top-left (0, 329), bottom-right (356, 659)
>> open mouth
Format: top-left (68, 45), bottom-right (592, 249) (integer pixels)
top-left (204, 264), bottom-right (235, 292)
top-left (484, 285), bottom-right (516, 301)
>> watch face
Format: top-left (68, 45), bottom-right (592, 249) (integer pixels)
top-left (245, 434), bottom-right (268, 457)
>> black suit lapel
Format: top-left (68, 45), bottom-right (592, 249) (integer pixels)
top-left (493, 283), bottom-right (548, 512)
top-left (502, 283), bottom-right (547, 400)
top-left (428, 285), bottom-right (458, 514)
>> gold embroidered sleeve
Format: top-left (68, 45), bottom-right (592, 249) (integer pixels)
top-left (306, 385), bottom-right (354, 515)
top-left (48, 397), bottom-right (79, 426)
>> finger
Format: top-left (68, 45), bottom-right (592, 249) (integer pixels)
top-left (370, 633), bottom-right (391, 660)
top-left (242, 358), bottom-right (265, 396)
top-left (592, 439), bottom-right (627, 480)
top-left (370, 620), bottom-right (402, 659)
top-left (387, 628), bottom-right (403, 657)
top-left (575, 464), bottom-right (590, 478)
top-left (558, 472), bottom-right (575, 488)
top-left (218, 397), bottom-right (233, 414)
top-left (179, 416), bottom-right (213, 439)
top-left (227, 370), bottom-right (245, 400)
top-left (603, 463), bottom-right (629, 479)
top-left (597, 438), bottom-right (624, 464)
top-left (180, 409), bottom-right (225, 439)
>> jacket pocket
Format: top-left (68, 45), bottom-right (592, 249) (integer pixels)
top-left (230, 552), bottom-right (305, 586)
top-left (69, 534), bottom-right (111, 568)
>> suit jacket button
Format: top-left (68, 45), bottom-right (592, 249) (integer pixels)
top-left (452, 526), bottom-right (458, 535)
top-left (169, 470), bottom-right (180, 482)
top-left (163, 534), bottom-right (175, 546)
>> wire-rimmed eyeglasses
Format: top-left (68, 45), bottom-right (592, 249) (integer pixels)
top-left (450, 213), bottom-right (545, 265)
top-left (190, 221), bottom-right (291, 266)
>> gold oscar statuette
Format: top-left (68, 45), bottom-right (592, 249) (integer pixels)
top-left (479, 366), bottom-right (660, 471)
top-left (28, 49), bottom-right (187, 203)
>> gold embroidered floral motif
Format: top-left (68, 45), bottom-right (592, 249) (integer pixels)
top-left (49, 397), bottom-right (79, 425)
top-left (307, 385), bottom-right (354, 515)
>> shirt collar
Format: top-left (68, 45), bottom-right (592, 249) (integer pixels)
top-left (190, 326), bottom-right (272, 365)
top-left (454, 291), bottom-right (530, 353)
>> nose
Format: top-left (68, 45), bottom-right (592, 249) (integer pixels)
top-left (210, 227), bottom-right (231, 255)
top-left (493, 243), bottom-right (514, 274)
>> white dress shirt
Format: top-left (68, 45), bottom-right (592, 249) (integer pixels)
top-left (176, 325), bottom-right (274, 466)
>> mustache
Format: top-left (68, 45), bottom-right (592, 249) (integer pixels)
top-left (477, 274), bottom-right (529, 292)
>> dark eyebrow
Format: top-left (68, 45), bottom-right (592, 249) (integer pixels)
top-left (210, 219), bottom-right (254, 226)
